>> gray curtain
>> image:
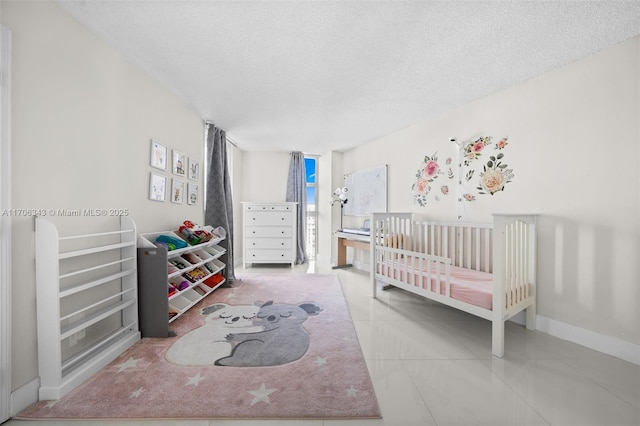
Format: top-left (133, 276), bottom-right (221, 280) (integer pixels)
top-left (204, 124), bottom-right (235, 284)
top-left (286, 151), bottom-right (308, 264)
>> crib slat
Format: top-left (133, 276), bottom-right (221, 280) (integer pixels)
top-left (473, 227), bottom-right (480, 271)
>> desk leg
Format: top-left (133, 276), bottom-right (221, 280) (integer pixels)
top-left (332, 237), bottom-right (353, 269)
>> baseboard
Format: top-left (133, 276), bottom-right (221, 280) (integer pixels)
top-left (489, 311), bottom-right (639, 365)
top-left (536, 315), bottom-right (639, 365)
top-left (351, 259), bottom-right (369, 271)
top-left (10, 377), bottom-right (38, 417)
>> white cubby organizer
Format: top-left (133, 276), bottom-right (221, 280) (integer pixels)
top-left (137, 226), bottom-right (226, 337)
top-left (35, 217), bottom-right (140, 400)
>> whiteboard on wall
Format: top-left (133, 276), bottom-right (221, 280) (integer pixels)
top-left (343, 165), bottom-right (388, 216)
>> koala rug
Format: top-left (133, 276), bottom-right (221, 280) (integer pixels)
top-left (16, 273), bottom-right (382, 420)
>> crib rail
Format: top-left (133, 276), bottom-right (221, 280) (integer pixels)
top-left (374, 244), bottom-right (452, 299)
top-left (492, 214), bottom-right (537, 318)
top-left (370, 213), bottom-right (493, 272)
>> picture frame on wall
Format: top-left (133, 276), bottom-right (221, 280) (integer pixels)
top-left (149, 173), bottom-right (167, 202)
top-left (172, 150), bottom-right (186, 176)
top-left (150, 139), bottom-right (167, 170)
top-left (188, 158), bottom-right (199, 181)
top-left (171, 179), bottom-right (185, 204)
top-left (187, 183), bottom-right (198, 205)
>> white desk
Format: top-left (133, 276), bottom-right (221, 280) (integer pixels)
top-left (333, 231), bottom-right (370, 269)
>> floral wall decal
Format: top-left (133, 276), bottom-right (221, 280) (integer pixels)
top-left (461, 136), bottom-right (514, 199)
top-left (477, 152), bottom-right (514, 195)
top-left (463, 136), bottom-right (493, 166)
top-left (412, 152), bottom-right (453, 206)
top-left (465, 136), bottom-right (514, 195)
top-left (412, 136), bottom-right (515, 209)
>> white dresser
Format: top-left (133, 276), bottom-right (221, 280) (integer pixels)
top-left (242, 202), bottom-right (297, 268)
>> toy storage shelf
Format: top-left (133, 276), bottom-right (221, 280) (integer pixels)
top-left (35, 217), bottom-right (140, 400)
top-left (137, 227), bottom-right (226, 337)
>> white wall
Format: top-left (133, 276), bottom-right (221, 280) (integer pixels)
top-left (342, 36), bottom-right (640, 347)
top-left (2, 0), bottom-right (206, 390)
top-left (240, 151), bottom-right (292, 203)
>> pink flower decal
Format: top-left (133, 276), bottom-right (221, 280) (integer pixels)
top-left (495, 137), bottom-right (508, 149)
top-left (472, 141), bottom-right (485, 153)
top-left (415, 178), bottom-right (429, 194)
top-left (424, 160), bottom-right (439, 178)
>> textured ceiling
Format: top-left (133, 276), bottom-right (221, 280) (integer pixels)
top-left (55, 0), bottom-right (640, 152)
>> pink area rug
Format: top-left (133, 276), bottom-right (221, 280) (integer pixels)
top-left (17, 273), bottom-right (381, 420)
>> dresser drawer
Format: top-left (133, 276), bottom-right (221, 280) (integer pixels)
top-left (246, 249), bottom-right (292, 261)
top-left (245, 204), bottom-right (294, 212)
top-left (246, 226), bottom-right (292, 238)
top-left (247, 211), bottom-right (292, 226)
top-left (246, 238), bottom-right (291, 249)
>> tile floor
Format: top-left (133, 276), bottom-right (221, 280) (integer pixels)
top-left (9, 263), bottom-right (640, 426)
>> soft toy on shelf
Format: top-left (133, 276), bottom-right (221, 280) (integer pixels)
top-left (178, 223), bottom-right (202, 245)
top-left (179, 220), bottom-right (214, 245)
top-left (156, 234), bottom-right (188, 250)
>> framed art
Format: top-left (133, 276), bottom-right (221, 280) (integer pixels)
top-left (149, 173), bottom-right (167, 202)
top-left (187, 183), bottom-right (198, 205)
top-left (171, 179), bottom-right (185, 204)
top-left (172, 150), bottom-right (186, 176)
top-left (188, 158), bottom-right (199, 181)
top-left (150, 139), bottom-right (167, 170)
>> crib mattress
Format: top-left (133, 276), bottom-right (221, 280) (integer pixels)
top-left (378, 260), bottom-right (494, 310)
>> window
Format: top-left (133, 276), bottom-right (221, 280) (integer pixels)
top-left (304, 156), bottom-right (318, 259)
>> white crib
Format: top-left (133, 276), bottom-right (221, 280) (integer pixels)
top-left (370, 212), bottom-right (537, 357)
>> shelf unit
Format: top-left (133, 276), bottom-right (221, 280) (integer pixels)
top-left (35, 217), bottom-right (140, 400)
top-left (137, 226), bottom-right (226, 337)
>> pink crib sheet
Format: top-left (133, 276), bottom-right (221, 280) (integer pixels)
top-left (378, 260), bottom-right (494, 310)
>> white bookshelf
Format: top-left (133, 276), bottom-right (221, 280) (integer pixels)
top-left (35, 217), bottom-right (140, 400)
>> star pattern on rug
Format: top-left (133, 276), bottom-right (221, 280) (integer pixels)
top-left (44, 400), bottom-right (58, 409)
top-left (185, 372), bottom-right (205, 386)
top-left (314, 356), bottom-right (328, 366)
top-left (129, 387), bottom-right (144, 398)
top-left (248, 383), bottom-right (277, 406)
top-left (346, 385), bottom-right (359, 397)
top-left (114, 357), bottom-right (141, 373)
